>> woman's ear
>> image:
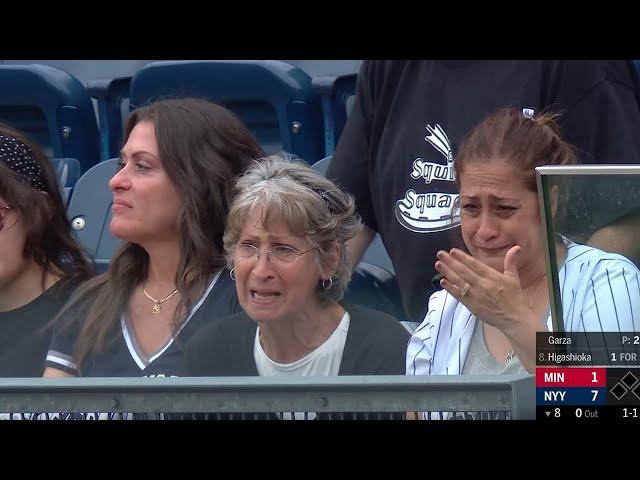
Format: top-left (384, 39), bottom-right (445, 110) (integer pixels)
top-left (320, 242), bottom-right (340, 280)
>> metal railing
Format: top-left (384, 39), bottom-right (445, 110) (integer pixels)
top-left (0, 374), bottom-right (535, 420)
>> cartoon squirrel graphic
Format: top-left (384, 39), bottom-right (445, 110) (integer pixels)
top-left (425, 124), bottom-right (453, 165)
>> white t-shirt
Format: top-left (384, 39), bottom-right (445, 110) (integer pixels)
top-left (254, 311), bottom-right (350, 420)
top-left (255, 312), bottom-right (350, 377)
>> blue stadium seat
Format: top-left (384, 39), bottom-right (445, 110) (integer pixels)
top-left (129, 60), bottom-right (325, 164)
top-left (309, 155), bottom-right (332, 176)
top-left (310, 156), bottom-right (407, 324)
top-left (346, 262), bottom-right (411, 327)
top-left (311, 73), bottom-right (357, 157)
top-left (361, 234), bottom-right (395, 275)
top-left (67, 158), bottom-right (121, 271)
top-left (312, 156), bottom-right (395, 273)
top-left (0, 64), bottom-right (100, 173)
top-left (87, 76), bottom-right (132, 162)
top-left (51, 157), bottom-right (80, 206)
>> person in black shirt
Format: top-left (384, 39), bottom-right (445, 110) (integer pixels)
top-left (0, 123), bottom-right (92, 377)
top-left (327, 60), bottom-right (640, 322)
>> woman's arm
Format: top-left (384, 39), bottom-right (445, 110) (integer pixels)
top-left (43, 367), bottom-right (75, 377)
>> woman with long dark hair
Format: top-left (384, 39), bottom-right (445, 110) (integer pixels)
top-left (44, 98), bottom-right (264, 378)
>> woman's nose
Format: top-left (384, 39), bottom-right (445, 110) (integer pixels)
top-left (476, 212), bottom-right (499, 240)
top-left (250, 248), bottom-right (276, 278)
top-left (109, 165), bottom-right (130, 192)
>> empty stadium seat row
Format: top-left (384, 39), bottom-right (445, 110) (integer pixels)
top-left (0, 61), bottom-right (357, 175)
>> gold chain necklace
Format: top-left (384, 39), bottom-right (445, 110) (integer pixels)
top-left (142, 287), bottom-right (179, 314)
top-left (504, 273), bottom-right (547, 366)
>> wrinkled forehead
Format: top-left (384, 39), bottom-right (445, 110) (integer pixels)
top-left (459, 159), bottom-right (528, 195)
top-left (240, 204), bottom-right (304, 239)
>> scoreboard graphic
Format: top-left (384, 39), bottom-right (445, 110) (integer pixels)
top-left (536, 333), bottom-right (640, 421)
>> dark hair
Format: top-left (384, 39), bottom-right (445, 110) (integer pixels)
top-left (0, 123), bottom-right (92, 288)
top-left (455, 107), bottom-right (577, 192)
top-left (57, 98), bottom-right (264, 371)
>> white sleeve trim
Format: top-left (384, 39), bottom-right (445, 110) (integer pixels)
top-left (46, 350), bottom-right (78, 372)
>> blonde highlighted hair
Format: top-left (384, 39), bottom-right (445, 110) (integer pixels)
top-left (224, 155), bottom-right (363, 303)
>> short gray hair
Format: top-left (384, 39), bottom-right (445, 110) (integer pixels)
top-left (224, 154), bottom-right (363, 303)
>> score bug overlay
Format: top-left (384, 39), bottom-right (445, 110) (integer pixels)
top-left (536, 333), bottom-right (640, 421)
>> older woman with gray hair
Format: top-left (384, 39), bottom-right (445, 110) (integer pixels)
top-left (185, 155), bottom-right (409, 385)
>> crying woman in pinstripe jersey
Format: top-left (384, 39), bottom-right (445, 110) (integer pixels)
top-left (406, 107), bottom-right (640, 383)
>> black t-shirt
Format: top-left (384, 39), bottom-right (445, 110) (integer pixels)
top-left (0, 281), bottom-right (75, 377)
top-left (327, 60), bottom-right (640, 322)
top-left (184, 303), bottom-right (410, 376)
top-left (46, 269), bottom-right (241, 377)
top-left (181, 303), bottom-right (410, 420)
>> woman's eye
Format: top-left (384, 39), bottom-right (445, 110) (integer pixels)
top-left (273, 246), bottom-right (297, 256)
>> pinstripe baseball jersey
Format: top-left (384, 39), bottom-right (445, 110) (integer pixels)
top-left (407, 239), bottom-right (640, 378)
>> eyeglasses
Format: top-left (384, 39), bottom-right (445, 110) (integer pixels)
top-left (0, 205), bottom-right (12, 232)
top-left (235, 243), bottom-right (317, 264)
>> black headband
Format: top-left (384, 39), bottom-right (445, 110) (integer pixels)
top-left (0, 134), bottom-right (47, 192)
top-left (307, 183), bottom-right (337, 213)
